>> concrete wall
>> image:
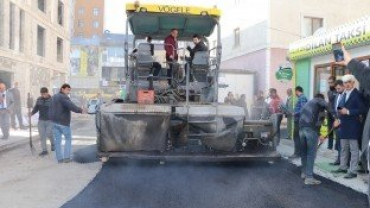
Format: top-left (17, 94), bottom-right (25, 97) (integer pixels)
top-left (221, 49), bottom-right (267, 94)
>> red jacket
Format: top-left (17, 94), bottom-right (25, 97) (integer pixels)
top-left (164, 35), bottom-right (178, 61)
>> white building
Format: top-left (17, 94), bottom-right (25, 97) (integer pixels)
top-left (214, 0), bottom-right (370, 103)
top-left (0, 0), bottom-right (74, 106)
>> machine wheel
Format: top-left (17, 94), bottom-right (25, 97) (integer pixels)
top-left (100, 156), bottom-right (109, 163)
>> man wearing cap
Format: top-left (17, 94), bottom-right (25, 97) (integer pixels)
top-left (332, 75), bottom-right (366, 179)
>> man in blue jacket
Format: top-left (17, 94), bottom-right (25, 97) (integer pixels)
top-left (332, 75), bottom-right (366, 179)
top-left (49, 84), bottom-right (83, 163)
top-left (291, 86), bottom-right (308, 158)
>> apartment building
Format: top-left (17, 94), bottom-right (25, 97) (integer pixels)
top-left (0, 0), bottom-right (74, 107)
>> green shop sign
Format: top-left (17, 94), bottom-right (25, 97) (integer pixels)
top-left (288, 16), bottom-right (370, 61)
top-left (275, 67), bottom-right (293, 81)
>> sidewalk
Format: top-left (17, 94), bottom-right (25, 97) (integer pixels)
top-left (278, 138), bottom-right (368, 194)
top-left (0, 129), bottom-right (39, 153)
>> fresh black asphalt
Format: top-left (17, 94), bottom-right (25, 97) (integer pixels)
top-left (64, 119), bottom-right (368, 208)
top-left (63, 155), bottom-right (368, 208)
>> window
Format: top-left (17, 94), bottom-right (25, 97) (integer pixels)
top-left (106, 47), bottom-right (125, 62)
top-left (57, 37), bottom-right (63, 62)
top-left (19, 10), bottom-right (25, 52)
top-left (9, 3), bottom-right (15, 50)
top-left (93, 8), bottom-right (99, 16)
top-left (302, 17), bottom-right (323, 37)
top-left (93, 21), bottom-right (99, 28)
top-left (77, 20), bottom-right (84, 28)
top-left (38, 0), bottom-right (46, 12)
top-left (234, 28), bottom-right (240, 47)
top-left (58, 1), bottom-right (64, 26)
top-left (0, 0), bottom-right (4, 46)
top-left (77, 33), bottom-right (83, 38)
top-left (78, 7), bottom-right (84, 15)
top-left (314, 65), bottom-right (331, 99)
top-left (92, 34), bottom-right (98, 38)
top-left (37, 25), bottom-right (45, 57)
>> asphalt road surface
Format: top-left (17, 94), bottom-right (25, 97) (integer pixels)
top-left (62, 118), bottom-right (368, 208)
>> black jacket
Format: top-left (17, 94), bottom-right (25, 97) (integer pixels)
top-left (348, 59), bottom-right (370, 105)
top-left (31, 95), bottom-right (52, 121)
top-left (187, 41), bottom-right (208, 60)
top-left (49, 92), bottom-right (83, 126)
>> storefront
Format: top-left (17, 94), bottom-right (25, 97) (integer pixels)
top-left (288, 16), bottom-right (370, 99)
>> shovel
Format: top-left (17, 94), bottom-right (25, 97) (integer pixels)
top-left (27, 93), bottom-right (35, 154)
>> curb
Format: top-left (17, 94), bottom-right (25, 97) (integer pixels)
top-left (0, 135), bottom-right (40, 154)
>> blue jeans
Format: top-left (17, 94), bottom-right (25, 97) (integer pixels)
top-left (299, 127), bottom-right (319, 178)
top-left (52, 123), bottom-right (72, 162)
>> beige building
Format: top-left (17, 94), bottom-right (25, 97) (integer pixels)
top-left (73, 0), bottom-right (104, 38)
top-left (0, 0), bottom-right (74, 107)
top-left (216, 0), bottom-right (370, 102)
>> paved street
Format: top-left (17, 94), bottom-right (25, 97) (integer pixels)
top-left (0, 117), bottom-right (368, 208)
top-left (61, 118), bottom-right (368, 208)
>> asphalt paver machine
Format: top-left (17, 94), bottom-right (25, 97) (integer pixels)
top-left (96, 2), bottom-right (280, 162)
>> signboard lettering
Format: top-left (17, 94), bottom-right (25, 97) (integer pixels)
top-left (289, 16), bottom-right (370, 60)
top-left (158, 5), bottom-right (191, 14)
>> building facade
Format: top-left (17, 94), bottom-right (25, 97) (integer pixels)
top-left (0, 0), bottom-right (73, 107)
top-left (216, 0), bottom-right (370, 102)
top-left (73, 0), bottom-right (104, 38)
top-left (69, 33), bottom-right (132, 100)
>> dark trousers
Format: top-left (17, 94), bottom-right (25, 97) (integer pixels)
top-left (167, 63), bottom-right (173, 85)
top-left (293, 121), bottom-right (301, 156)
top-left (11, 104), bottom-right (24, 128)
top-left (152, 62), bottom-right (161, 76)
top-left (327, 116), bottom-right (335, 149)
top-left (299, 127), bottom-right (319, 178)
top-left (335, 130), bottom-right (341, 162)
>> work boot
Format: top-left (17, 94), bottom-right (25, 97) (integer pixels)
top-left (63, 158), bottom-right (72, 163)
top-left (304, 178), bottom-right (321, 185)
top-left (344, 172), bottom-right (357, 179)
top-left (301, 172), bottom-right (306, 179)
top-left (330, 160), bottom-right (340, 166)
top-left (331, 168), bottom-right (347, 174)
top-left (38, 151), bottom-right (48, 157)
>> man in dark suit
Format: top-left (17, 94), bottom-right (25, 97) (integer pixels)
top-left (0, 82), bottom-right (14, 140)
top-left (332, 75), bottom-right (366, 179)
